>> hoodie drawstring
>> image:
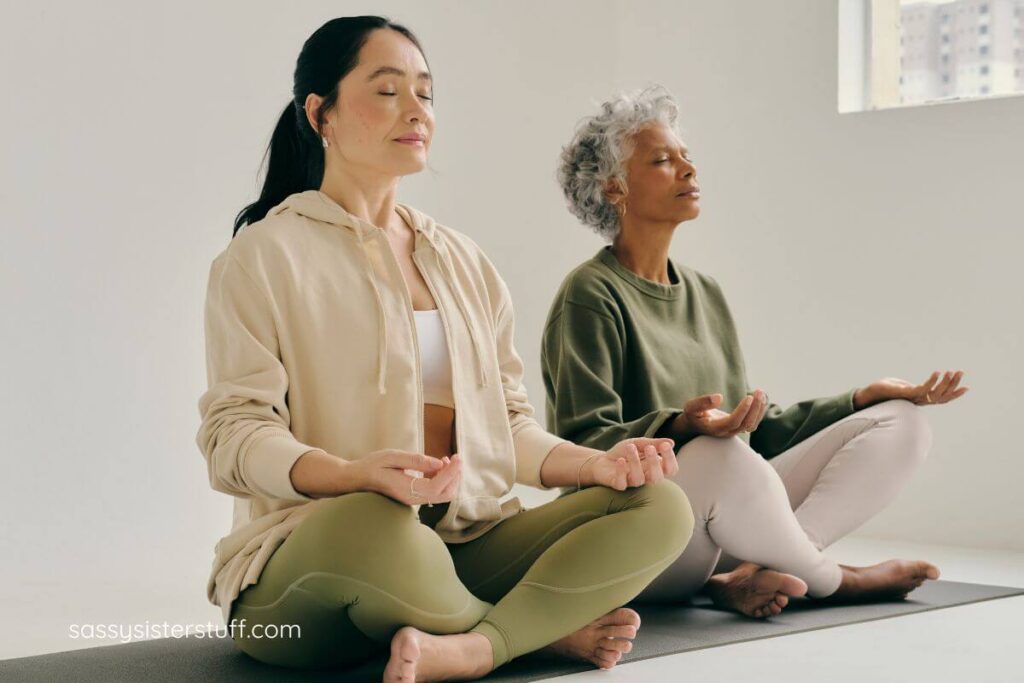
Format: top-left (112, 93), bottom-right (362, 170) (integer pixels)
top-left (355, 225), bottom-right (389, 394)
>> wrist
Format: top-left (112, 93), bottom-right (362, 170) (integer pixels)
top-left (853, 387), bottom-right (873, 410)
top-left (333, 457), bottom-right (364, 495)
top-left (578, 452), bottom-right (602, 488)
top-left (671, 411), bottom-right (694, 439)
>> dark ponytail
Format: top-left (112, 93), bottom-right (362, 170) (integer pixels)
top-left (232, 16), bottom-right (428, 237)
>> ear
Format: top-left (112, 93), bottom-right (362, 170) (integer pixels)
top-left (303, 92), bottom-right (325, 135)
top-left (603, 178), bottom-right (626, 206)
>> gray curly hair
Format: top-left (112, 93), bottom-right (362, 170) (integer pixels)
top-left (556, 84), bottom-right (682, 241)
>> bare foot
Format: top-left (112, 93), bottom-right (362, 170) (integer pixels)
top-left (703, 561), bottom-right (809, 618)
top-left (816, 559), bottom-right (941, 603)
top-left (383, 627), bottom-right (493, 682)
top-left (540, 607), bottom-right (641, 670)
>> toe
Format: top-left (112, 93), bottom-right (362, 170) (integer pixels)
top-left (596, 648), bottom-right (621, 668)
top-left (601, 624), bottom-right (638, 639)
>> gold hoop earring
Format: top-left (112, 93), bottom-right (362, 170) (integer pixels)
top-left (616, 200), bottom-right (627, 218)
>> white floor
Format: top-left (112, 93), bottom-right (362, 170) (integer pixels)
top-left (3, 536), bottom-right (1023, 681)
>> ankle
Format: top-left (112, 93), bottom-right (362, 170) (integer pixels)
top-left (458, 632), bottom-right (494, 677)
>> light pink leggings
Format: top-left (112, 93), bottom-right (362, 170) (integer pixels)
top-left (633, 399), bottom-right (933, 601)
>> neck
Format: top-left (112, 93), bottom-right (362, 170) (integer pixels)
top-left (610, 218), bottom-right (677, 284)
top-left (319, 163), bottom-right (401, 230)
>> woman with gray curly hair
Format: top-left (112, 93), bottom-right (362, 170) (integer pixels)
top-left (541, 84), bottom-right (968, 620)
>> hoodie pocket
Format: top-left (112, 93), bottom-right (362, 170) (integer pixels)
top-left (454, 495), bottom-right (503, 522)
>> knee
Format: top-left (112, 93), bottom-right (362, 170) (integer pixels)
top-left (301, 491), bottom-right (429, 561)
top-left (877, 399), bottom-right (934, 462)
top-left (680, 434), bottom-right (774, 480)
top-left (638, 479), bottom-right (696, 557)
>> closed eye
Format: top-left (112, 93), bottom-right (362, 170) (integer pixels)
top-left (379, 91), bottom-right (433, 101)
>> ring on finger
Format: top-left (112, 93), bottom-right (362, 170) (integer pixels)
top-left (410, 476), bottom-right (433, 507)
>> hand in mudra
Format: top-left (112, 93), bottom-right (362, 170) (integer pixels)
top-left (856, 370), bottom-right (968, 408)
top-left (358, 449), bottom-right (462, 506)
top-left (674, 389), bottom-right (769, 439)
top-left (589, 437), bottom-right (680, 491)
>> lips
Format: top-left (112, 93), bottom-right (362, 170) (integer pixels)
top-left (395, 134), bottom-right (426, 143)
top-left (677, 188), bottom-right (700, 197)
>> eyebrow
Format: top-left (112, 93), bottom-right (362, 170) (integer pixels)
top-left (365, 66), bottom-right (432, 83)
top-left (651, 145), bottom-right (690, 155)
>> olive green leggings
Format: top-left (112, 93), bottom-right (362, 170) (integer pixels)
top-left (228, 479), bottom-right (694, 672)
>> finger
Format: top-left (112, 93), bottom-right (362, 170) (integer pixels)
top-left (739, 390), bottom-right (764, 432)
top-left (616, 458), bottom-right (628, 490)
top-left (626, 444), bottom-right (645, 487)
top-left (643, 445), bottom-right (664, 483)
top-left (684, 393), bottom-right (722, 414)
top-left (932, 371), bottom-right (954, 398)
top-left (725, 395), bottom-right (754, 433)
top-left (394, 451), bottom-right (445, 473)
top-left (437, 470), bottom-right (461, 500)
top-left (920, 371), bottom-right (941, 393)
top-left (948, 386), bottom-right (969, 400)
top-left (755, 393), bottom-right (769, 427)
top-left (423, 454), bottom-right (461, 492)
top-left (657, 440), bottom-right (679, 476)
top-left (939, 370), bottom-right (963, 401)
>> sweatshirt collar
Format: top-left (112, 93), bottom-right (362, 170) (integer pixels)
top-left (595, 246), bottom-right (683, 300)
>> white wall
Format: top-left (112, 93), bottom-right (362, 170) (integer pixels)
top-left (1, 0), bottom-right (1019, 659)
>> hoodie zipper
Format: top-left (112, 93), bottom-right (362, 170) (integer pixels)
top-left (411, 245), bottom-right (463, 522)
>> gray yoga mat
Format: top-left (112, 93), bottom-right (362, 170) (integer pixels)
top-left (2, 580), bottom-right (1020, 682)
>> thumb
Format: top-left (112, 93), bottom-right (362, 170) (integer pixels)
top-left (685, 393), bottom-right (722, 413)
top-left (390, 451), bottom-right (444, 472)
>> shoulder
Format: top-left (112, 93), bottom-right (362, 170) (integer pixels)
top-left (545, 253), bottom-right (623, 330)
top-left (682, 263), bottom-right (731, 307)
top-left (220, 211), bottom-right (305, 273)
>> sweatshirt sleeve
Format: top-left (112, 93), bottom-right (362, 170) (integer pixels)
top-left (493, 295), bottom-right (569, 491)
top-left (542, 300), bottom-right (686, 453)
top-left (195, 252), bottom-right (321, 501)
top-left (749, 387), bottom-right (859, 460)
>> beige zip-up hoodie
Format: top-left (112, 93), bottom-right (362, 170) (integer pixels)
top-left (196, 190), bottom-right (568, 623)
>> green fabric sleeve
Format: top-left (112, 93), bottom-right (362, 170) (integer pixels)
top-left (543, 300), bottom-right (688, 453)
top-left (749, 386), bottom-right (860, 459)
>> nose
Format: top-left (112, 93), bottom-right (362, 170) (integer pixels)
top-left (677, 157), bottom-right (696, 180)
top-left (404, 93), bottom-right (431, 125)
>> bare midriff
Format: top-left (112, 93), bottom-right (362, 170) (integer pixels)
top-left (423, 403), bottom-right (456, 458)
top-left (418, 403), bottom-right (456, 526)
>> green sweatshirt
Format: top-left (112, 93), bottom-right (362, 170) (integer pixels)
top-left (540, 246), bottom-right (859, 459)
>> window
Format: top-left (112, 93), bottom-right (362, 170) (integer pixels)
top-left (839, 0), bottom-right (1024, 112)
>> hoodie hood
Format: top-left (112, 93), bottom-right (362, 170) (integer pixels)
top-left (265, 190), bottom-right (489, 396)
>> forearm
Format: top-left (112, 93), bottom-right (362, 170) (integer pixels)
top-left (539, 441), bottom-right (604, 488)
top-left (288, 448), bottom-right (359, 498)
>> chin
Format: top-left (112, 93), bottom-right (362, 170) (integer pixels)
top-left (390, 158), bottom-right (428, 177)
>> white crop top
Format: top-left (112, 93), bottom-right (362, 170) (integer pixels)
top-left (414, 309), bottom-right (455, 409)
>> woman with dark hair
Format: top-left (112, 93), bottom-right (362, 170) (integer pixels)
top-left (196, 17), bottom-right (695, 680)
top-left (543, 84), bottom-right (965, 619)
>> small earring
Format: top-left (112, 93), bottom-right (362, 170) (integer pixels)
top-left (616, 200), bottom-right (627, 218)
top-left (321, 135), bottom-right (329, 149)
